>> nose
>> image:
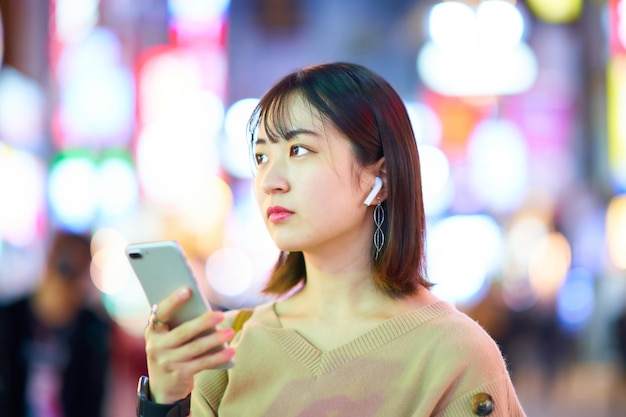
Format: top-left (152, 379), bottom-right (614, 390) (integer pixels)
top-left (257, 161), bottom-right (290, 195)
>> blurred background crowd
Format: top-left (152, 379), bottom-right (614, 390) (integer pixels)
top-left (0, 0), bottom-right (625, 415)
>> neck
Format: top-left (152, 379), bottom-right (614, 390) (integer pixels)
top-left (278, 247), bottom-right (438, 322)
top-left (283, 253), bottom-right (398, 322)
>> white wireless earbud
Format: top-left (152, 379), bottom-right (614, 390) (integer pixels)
top-left (363, 177), bottom-right (383, 206)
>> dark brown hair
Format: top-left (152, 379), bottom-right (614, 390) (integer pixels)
top-left (248, 62), bottom-right (431, 298)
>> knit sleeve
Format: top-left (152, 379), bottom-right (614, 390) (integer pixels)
top-left (426, 312), bottom-right (527, 417)
top-left (434, 373), bottom-right (526, 417)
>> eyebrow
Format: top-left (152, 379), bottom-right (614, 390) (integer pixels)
top-left (255, 128), bottom-right (319, 145)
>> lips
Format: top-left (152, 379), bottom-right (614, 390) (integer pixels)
top-left (267, 206), bottom-right (294, 223)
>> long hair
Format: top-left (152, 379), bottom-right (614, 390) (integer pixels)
top-left (248, 62), bottom-right (431, 298)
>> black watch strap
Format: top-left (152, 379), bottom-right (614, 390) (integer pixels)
top-left (136, 376), bottom-right (192, 417)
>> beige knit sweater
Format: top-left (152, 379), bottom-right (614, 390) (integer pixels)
top-left (191, 301), bottom-right (526, 417)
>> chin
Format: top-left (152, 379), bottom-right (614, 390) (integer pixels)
top-left (273, 240), bottom-right (302, 253)
top-left (276, 245), bottom-right (299, 253)
top-left (269, 234), bottom-right (299, 251)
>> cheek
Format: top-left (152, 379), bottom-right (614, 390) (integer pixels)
top-left (312, 180), bottom-right (360, 211)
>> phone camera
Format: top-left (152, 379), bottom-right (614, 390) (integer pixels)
top-left (129, 252), bottom-right (143, 259)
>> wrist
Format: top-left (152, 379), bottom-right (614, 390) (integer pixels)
top-left (136, 376), bottom-right (191, 417)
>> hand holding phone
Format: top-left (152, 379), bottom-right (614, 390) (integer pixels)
top-left (126, 239), bottom-right (235, 400)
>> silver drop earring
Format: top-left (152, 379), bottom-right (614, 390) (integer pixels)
top-left (373, 198), bottom-right (384, 260)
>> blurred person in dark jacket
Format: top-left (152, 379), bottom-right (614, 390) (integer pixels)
top-left (0, 229), bottom-right (112, 417)
top-left (617, 307), bottom-right (626, 371)
top-left (613, 306), bottom-right (626, 416)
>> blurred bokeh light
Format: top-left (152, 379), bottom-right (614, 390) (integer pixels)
top-left (428, 214), bottom-right (503, 305)
top-left (525, 0), bottom-right (584, 24)
top-left (418, 0), bottom-right (537, 96)
top-left (0, 144), bottom-right (46, 246)
top-left (0, 68), bottom-right (45, 148)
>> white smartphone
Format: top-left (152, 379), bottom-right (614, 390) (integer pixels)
top-left (126, 241), bottom-right (235, 365)
top-left (126, 240), bottom-right (212, 328)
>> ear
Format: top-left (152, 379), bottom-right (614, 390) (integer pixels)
top-left (363, 158), bottom-right (387, 206)
top-left (375, 157), bottom-right (387, 201)
top-left (363, 177), bottom-right (383, 206)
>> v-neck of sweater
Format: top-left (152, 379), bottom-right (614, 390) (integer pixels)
top-left (252, 301), bottom-right (455, 376)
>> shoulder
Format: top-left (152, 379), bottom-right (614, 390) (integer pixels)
top-left (415, 302), bottom-right (510, 377)
top-left (0, 297), bottom-right (30, 323)
top-left (0, 296), bottom-right (29, 311)
top-left (414, 303), bottom-right (524, 415)
top-left (437, 304), bottom-right (502, 350)
top-left (0, 298), bottom-right (32, 347)
top-left (405, 301), bottom-right (503, 373)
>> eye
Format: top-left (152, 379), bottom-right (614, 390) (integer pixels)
top-left (290, 145), bottom-right (310, 157)
top-left (255, 153), bottom-right (268, 165)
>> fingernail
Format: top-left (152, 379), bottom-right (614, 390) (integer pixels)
top-left (179, 288), bottom-right (190, 298)
top-left (223, 328), bottom-right (234, 339)
top-left (213, 311), bottom-right (224, 321)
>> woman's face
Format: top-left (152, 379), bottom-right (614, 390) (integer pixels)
top-left (253, 94), bottom-right (378, 258)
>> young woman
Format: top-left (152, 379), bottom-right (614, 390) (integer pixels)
top-left (137, 62), bottom-right (526, 417)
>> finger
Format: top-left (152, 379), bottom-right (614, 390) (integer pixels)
top-left (174, 346), bottom-right (236, 376)
top-left (167, 310), bottom-right (225, 343)
top-left (146, 329), bottom-right (235, 379)
top-left (146, 304), bottom-right (170, 333)
top-left (154, 287), bottom-right (192, 323)
top-left (147, 310), bottom-right (226, 352)
top-left (195, 346), bottom-right (236, 370)
top-left (166, 327), bottom-right (235, 362)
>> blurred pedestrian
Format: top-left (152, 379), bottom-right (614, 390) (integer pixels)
top-left (611, 305), bottom-right (626, 416)
top-left (0, 229), bottom-right (112, 417)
